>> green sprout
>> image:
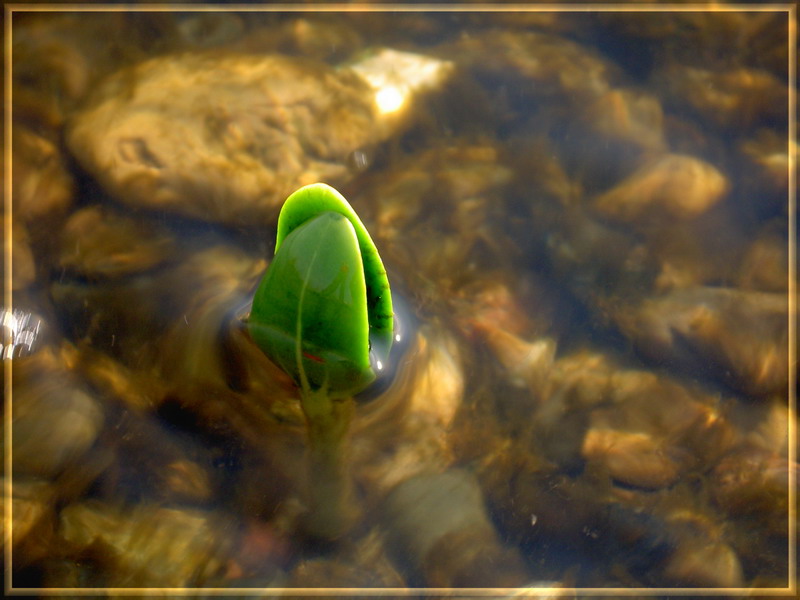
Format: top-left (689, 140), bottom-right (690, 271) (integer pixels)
top-left (247, 183), bottom-right (393, 539)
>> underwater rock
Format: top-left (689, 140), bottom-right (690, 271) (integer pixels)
top-left (382, 469), bottom-right (529, 588)
top-left (58, 206), bottom-right (176, 279)
top-left (12, 15), bottom-right (98, 128)
top-left (58, 501), bottom-right (229, 587)
top-left (74, 347), bottom-right (163, 413)
top-left (640, 199), bottom-right (768, 294)
top-left (354, 143), bottom-right (514, 305)
top-left (512, 142), bottom-right (658, 302)
top-left (708, 399), bottom-right (792, 532)
top-left (711, 446), bottom-right (791, 529)
top-left (580, 376), bottom-right (732, 490)
top-left (67, 50), bottom-right (451, 226)
top-left (84, 400), bottom-right (223, 508)
top-left (287, 528), bottom-right (404, 588)
top-left (288, 557), bottom-right (399, 588)
top-left (469, 315), bottom-right (556, 392)
top-left (738, 128), bottom-right (792, 196)
top-left (12, 346), bottom-right (105, 478)
top-left (161, 460), bottom-right (214, 504)
top-left (717, 396), bottom-right (794, 585)
top-left (737, 129), bottom-right (792, 220)
top-left (131, 242), bottom-right (308, 510)
top-left (12, 13), bottom-right (161, 130)
top-left (445, 30), bottom-right (619, 106)
top-left (554, 355), bottom-right (732, 489)
top-left (582, 430), bottom-right (680, 490)
top-left (659, 515), bottom-right (744, 588)
top-left (513, 133), bottom-right (737, 310)
top-left (517, 139), bottom-right (751, 299)
top-left (12, 127), bottom-right (74, 226)
top-left (592, 154), bottom-right (729, 223)
top-left (2, 479), bottom-right (55, 568)
top-left (610, 286), bottom-right (789, 397)
top-left (601, 12), bottom-right (788, 80)
top-left (67, 52), bottom-right (378, 225)
top-left (736, 223), bottom-right (789, 293)
top-left (741, 399), bottom-right (792, 456)
top-left (655, 64), bottom-right (787, 130)
top-left (433, 31), bottom-right (624, 148)
top-left (565, 87), bottom-right (667, 187)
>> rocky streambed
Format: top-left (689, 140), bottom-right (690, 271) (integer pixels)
top-left (6, 7), bottom-right (794, 595)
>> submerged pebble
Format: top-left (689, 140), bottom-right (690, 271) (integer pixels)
top-left (444, 29), bottom-right (620, 106)
top-left (12, 127), bottom-right (74, 225)
top-left (382, 469), bottom-right (529, 588)
top-left (58, 206), bottom-right (176, 278)
top-left (610, 286), bottom-right (790, 397)
top-left (67, 53), bottom-right (385, 225)
top-left (12, 346), bottom-right (105, 478)
top-left (58, 501), bottom-right (230, 587)
top-left (3, 479), bottom-right (56, 568)
top-left (67, 48), bottom-right (451, 227)
top-left (592, 153), bottom-right (729, 223)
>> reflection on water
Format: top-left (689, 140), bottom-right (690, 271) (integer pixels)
top-left (7, 7), bottom-right (793, 593)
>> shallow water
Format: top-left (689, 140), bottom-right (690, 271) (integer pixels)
top-left (6, 7), bottom-right (794, 595)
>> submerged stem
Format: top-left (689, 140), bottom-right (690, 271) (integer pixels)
top-left (299, 387), bottom-right (359, 540)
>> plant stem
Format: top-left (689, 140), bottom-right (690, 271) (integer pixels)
top-left (299, 387), bottom-right (359, 540)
